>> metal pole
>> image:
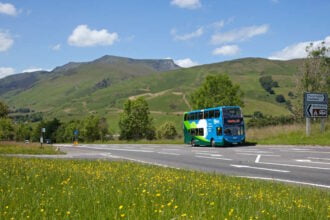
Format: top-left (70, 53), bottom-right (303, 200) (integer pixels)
top-left (320, 118), bottom-right (325, 133)
top-left (306, 117), bottom-right (311, 137)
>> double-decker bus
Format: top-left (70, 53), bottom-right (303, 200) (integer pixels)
top-left (183, 106), bottom-right (245, 147)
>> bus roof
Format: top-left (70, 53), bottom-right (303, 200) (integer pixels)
top-left (184, 106), bottom-right (241, 114)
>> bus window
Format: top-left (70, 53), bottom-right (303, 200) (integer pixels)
top-left (184, 114), bottom-right (188, 121)
top-left (209, 110), bottom-right (215, 118)
top-left (198, 112), bottom-right (203, 120)
top-left (198, 128), bottom-right (204, 136)
top-left (204, 111), bottom-right (209, 119)
top-left (215, 110), bottom-right (220, 118)
top-left (190, 129), bottom-right (196, 136)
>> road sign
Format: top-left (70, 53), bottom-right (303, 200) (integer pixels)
top-left (304, 93), bottom-right (328, 118)
top-left (306, 104), bottom-right (328, 118)
top-left (74, 130), bottom-right (79, 135)
top-left (41, 128), bottom-right (46, 132)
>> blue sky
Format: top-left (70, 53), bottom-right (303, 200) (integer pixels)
top-left (0, 0), bottom-right (330, 78)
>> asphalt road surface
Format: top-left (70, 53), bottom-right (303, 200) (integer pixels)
top-left (54, 144), bottom-right (330, 189)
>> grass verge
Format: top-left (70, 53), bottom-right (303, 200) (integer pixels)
top-left (0, 142), bottom-right (64, 155)
top-left (247, 122), bottom-right (330, 146)
top-left (0, 157), bottom-right (329, 219)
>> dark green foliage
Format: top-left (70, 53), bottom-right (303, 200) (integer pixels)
top-left (247, 112), bottom-right (295, 128)
top-left (14, 123), bottom-right (32, 141)
top-left (0, 118), bottom-right (14, 140)
top-left (190, 74), bottom-right (244, 109)
top-left (288, 91), bottom-right (294, 97)
top-left (259, 75), bottom-right (279, 94)
top-left (93, 78), bottom-right (111, 90)
top-left (157, 122), bottom-right (178, 139)
top-left (0, 101), bottom-right (9, 118)
top-left (275, 94), bottom-right (286, 103)
top-left (119, 97), bottom-right (155, 140)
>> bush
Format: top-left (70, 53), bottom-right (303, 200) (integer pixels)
top-left (259, 75), bottom-right (279, 94)
top-left (275, 94), bottom-right (286, 103)
top-left (157, 122), bottom-right (178, 139)
top-left (247, 112), bottom-right (295, 128)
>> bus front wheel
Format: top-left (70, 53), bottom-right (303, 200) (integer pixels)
top-left (191, 139), bottom-right (196, 147)
top-left (211, 139), bottom-right (215, 147)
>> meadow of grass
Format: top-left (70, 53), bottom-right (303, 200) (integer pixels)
top-left (1, 157), bottom-right (329, 219)
top-left (0, 142), bottom-right (63, 155)
top-left (247, 121), bottom-right (330, 146)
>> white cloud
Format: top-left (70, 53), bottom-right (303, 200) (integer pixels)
top-left (269, 36), bottom-right (330, 60)
top-left (0, 31), bottom-right (13, 52)
top-left (211, 24), bottom-right (269, 44)
top-left (174, 58), bottom-right (199, 68)
top-left (171, 0), bottom-right (201, 9)
top-left (22, 67), bottom-right (44, 73)
top-left (0, 2), bottom-right (17, 16)
top-left (0, 67), bottom-right (15, 79)
top-left (213, 45), bottom-right (240, 56)
top-left (51, 44), bottom-right (61, 51)
top-left (68, 25), bottom-right (119, 47)
top-left (171, 27), bottom-right (203, 41)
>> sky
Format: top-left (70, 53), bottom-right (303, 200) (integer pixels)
top-left (0, 0), bottom-right (330, 78)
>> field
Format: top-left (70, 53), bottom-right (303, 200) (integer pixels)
top-left (1, 157), bottom-right (329, 219)
top-left (0, 142), bottom-right (63, 155)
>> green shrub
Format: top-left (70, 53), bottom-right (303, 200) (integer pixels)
top-left (157, 122), bottom-right (178, 139)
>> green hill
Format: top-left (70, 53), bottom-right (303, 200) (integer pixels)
top-left (0, 56), bottom-right (302, 132)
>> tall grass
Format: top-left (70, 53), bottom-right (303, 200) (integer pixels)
top-left (247, 121), bottom-right (330, 146)
top-left (0, 157), bottom-right (329, 219)
top-left (0, 141), bottom-right (64, 155)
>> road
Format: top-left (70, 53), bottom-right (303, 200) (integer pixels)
top-left (54, 144), bottom-right (330, 189)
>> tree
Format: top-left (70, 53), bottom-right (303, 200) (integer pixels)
top-left (0, 118), bottom-right (14, 140)
top-left (190, 74), bottom-right (244, 109)
top-left (157, 122), bottom-right (177, 139)
top-left (292, 42), bottom-right (330, 119)
top-left (275, 94), bottom-right (286, 103)
top-left (119, 97), bottom-right (155, 140)
top-left (0, 101), bottom-right (9, 118)
top-left (14, 123), bottom-right (32, 141)
top-left (83, 115), bottom-right (101, 142)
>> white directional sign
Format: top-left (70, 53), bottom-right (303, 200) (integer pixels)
top-left (304, 93), bottom-right (328, 118)
top-left (306, 93), bottom-right (326, 102)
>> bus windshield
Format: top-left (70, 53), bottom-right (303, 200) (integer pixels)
top-left (223, 108), bottom-right (241, 118)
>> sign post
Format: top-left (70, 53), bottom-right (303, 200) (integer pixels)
top-left (40, 128), bottom-right (46, 148)
top-left (73, 129), bottom-right (79, 145)
top-left (303, 92), bottom-right (328, 136)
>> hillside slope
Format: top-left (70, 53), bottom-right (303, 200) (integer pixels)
top-left (0, 56), bottom-right (302, 131)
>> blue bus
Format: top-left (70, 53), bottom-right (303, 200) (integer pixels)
top-left (183, 106), bottom-right (245, 147)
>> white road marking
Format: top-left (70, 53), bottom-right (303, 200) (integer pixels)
top-left (295, 159), bottom-right (330, 165)
top-left (195, 152), bottom-right (223, 157)
top-left (258, 161), bottom-right (330, 170)
top-left (192, 150), bottom-right (215, 153)
top-left (157, 152), bottom-right (180, 156)
top-left (280, 150), bottom-right (330, 154)
top-left (76, 146), bottom-right (154, 153)
top-left (308, 157), bottom-right (330, 161)
top-left (235, 150), bottom-right (271, 154)
top-left (163, 148), bottom-right (181, 151)
top-left (255, 154), bottom-right (261, 163)
top-left (237, 153), bottom-right (280, 157)
top-left (231, 164), bottom-right (290, 173)
top-left (195, 156), bottom-right (232, 161)
top-left (237, 176), bottom-right (330, 189)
